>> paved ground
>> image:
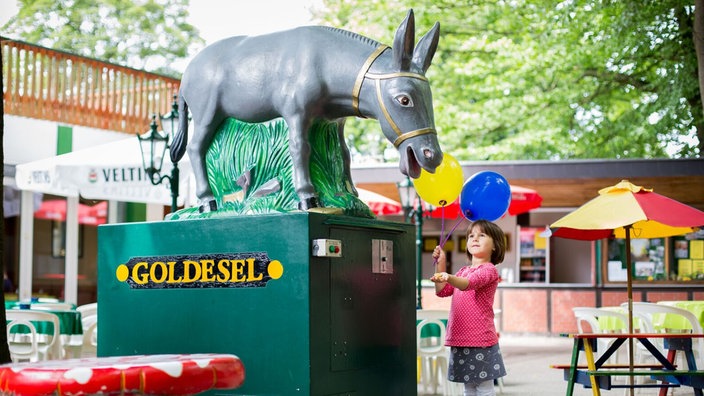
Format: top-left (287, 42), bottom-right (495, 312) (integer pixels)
top-left (420, 335), bottom-right (696, 396)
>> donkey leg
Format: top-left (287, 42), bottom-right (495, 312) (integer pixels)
top-left (287, 117), bottom-right (319, 210)
top-left (187, 123), bottom-right (218, 213)
top-left (335, 119), bottom-right (358, 196)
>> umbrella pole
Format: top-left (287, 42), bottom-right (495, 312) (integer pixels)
top-left (625, 225), bottom-right (634, 396)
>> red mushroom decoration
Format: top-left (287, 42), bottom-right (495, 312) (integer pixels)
top-left (0, 354), bottom-right (245, 396)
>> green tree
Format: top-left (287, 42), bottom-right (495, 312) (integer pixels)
top-left (1, 0), bottom-right (204, 77)
top-left (314, 0), bottom-right (703, 160)
top-left (0, 37), bottom-right (10, 364)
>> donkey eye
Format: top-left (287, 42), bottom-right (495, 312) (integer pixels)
top-left (395, 95), bottom-right (413, 107)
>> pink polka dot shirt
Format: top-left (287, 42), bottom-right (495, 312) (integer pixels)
top-left (436, 263), bottom-right (499, 347)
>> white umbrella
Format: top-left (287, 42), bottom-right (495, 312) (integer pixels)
top-left (15, 138), bottom-right (191, 205)
top-left (13, 137), bottom-right (193, 304)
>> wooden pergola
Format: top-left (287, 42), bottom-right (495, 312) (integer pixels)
top-left (2, 36), bottom-right (180, 135)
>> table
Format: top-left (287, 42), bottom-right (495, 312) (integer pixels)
top-left (560, 333), bottom-right (704, 396)
top-left (5, 300), bottom-right (76, 310)
top-left (7, 308), bottom-right (82, 336)
top-left (0, 353), bottom-right (245, 395)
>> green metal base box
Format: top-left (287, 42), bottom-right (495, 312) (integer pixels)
top-left (97, 212), bottom-right (416, 395)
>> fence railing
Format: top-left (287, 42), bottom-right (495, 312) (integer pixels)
top-left (2, 37), bottom-right (180, 134)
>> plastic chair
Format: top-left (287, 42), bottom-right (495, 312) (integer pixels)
top-left (417, 310), bottom-right (448, 348)
top-left (621, 302), bottom-right (704, 365)
top-left (64, 303), bottom-right (99, 358)
top-left (417, 311), bottom-right (451, 394)
top-left (417, 317), bottom-right (448, 395)
top-left (80, 314), bottom-right (98, 358)
top-left (6, 316), bottom-right (39, 362)
top-left (493, 308), bottom-right (504, 394)
top-left (6, 310), bottom-right (62, 362)
top-left (572, 307), bottom-right (630, 364)
top-left (654, 301), bottom-right (703, 333)
top-left (76, 302), bottom-right (97, 318)
top-left (415, 309), bottom-right (502, 396)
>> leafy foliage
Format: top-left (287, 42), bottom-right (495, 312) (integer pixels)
top-left (169, 118), bottom-right (374, 220)
top-left (1, 0), bottom-right (204, 77)
top-left (4, 0), bottom-right (701, 159)
top-left (313, 0), bottom-right (702, 160)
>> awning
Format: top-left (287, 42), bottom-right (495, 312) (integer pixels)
top-left (15, 138), bottom-right (192, 205)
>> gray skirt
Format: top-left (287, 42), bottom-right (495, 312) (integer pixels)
top-left (447, 344), bottom-right (507, 384)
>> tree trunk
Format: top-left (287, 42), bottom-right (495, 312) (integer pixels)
top-left (695, 0), bottom-right (704, 155)
top-left (0, 37), bottom-right (12, 364)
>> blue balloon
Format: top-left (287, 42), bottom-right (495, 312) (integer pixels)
top-left (459, 171), bottom-right (511, 221)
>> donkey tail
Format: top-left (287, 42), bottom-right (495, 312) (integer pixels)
top-left (169, 91), bottom-right (189, 163)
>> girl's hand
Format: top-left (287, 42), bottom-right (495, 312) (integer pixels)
top-left (432, 245), bottom-right (444, 260)
top-left (432, 245), bottom-right (447, 273)
top-left (430, 272), bottom-right (449, 283)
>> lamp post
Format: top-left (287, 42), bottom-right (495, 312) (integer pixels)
top-left (137, 95), bottom-right (180, 213)
top-left (397, 177), bottom-right (424, 309)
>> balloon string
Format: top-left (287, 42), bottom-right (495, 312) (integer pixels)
top-left (431, 205), bottom-right (446, 271)
top-left (432, 209), bottom-right (467, 267)
top-left (440, 205), bottom-right (445, 253)
top-left (441, 216), bottom-right (466, 247)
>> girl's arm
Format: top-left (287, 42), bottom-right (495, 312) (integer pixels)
top-left (430, 246), bottom-right (470, 292)
top-left (430, 246), bottom-right (447, 293)
top-left (432, 271), bottom-right (469, 291)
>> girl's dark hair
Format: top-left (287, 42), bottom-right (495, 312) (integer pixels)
top-left (465, 220), bottom-right (506, 265)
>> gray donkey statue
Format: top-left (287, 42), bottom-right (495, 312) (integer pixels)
top-left (171, 9), bottom-right (443, 213)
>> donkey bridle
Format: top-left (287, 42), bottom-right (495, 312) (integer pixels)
top-left (351, 45), bottom-right (437, 148)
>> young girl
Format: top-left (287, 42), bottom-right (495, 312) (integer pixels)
top-left (430, 219), bottom-right (506, 396)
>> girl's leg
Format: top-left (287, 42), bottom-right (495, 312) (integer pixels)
top-left (475, 379), bottom-right (495, 396)
top-left (463, 382), bottom-right (477, 396)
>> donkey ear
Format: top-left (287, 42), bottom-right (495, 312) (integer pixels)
top-left (392, 9), bottom-right (415, 71)
top-left (413, 21), bottom-right (440, 74)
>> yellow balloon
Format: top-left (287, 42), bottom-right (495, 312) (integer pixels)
top-left (413, 153), bottom-right (464, 206)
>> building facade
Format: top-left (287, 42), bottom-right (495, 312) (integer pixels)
top-left (352, 159), bottom-right (704, 335)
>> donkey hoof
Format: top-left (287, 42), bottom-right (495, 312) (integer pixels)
top-left (198, 200), bottom-right (218, 213)
top-left (298, 197), bottom-right (320, 211)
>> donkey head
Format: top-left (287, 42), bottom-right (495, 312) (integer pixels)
top-left (364, 9), bottom-right (443, 178)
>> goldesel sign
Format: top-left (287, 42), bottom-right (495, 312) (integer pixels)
top-left (115, 252), bottom-right (284, 289)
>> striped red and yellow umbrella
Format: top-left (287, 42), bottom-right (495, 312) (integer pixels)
top-left (550, 179), bottom-right (704, 386)
top-left (551, 180), bottom-right (704, 240)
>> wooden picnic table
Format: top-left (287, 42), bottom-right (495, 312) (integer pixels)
top-left (555, 333), bottom-right (704, 396)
